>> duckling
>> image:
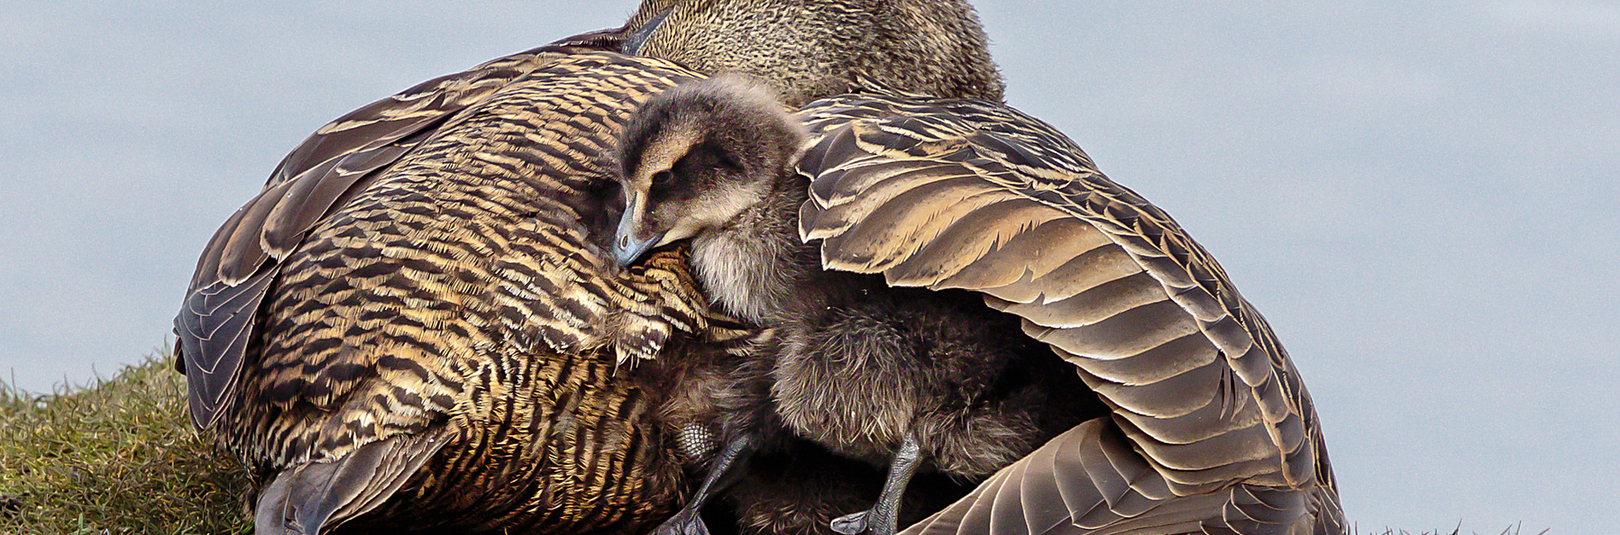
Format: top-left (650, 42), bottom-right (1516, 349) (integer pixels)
top-left (613, 75), bottom-right (1345, 535)
top-left (612, 76), bottom-right (1103, 535)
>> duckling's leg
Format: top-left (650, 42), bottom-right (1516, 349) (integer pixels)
top-left (830, 434), bottom-right (924, 535)
top-left (655, 434), bottom-right (756, 535)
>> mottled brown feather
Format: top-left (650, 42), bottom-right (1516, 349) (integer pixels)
top-left (177, 43), bottom-right (610, 430)
top-left (622, 0), bottom-right (1004, 106)
top-left (177, 47), bottom-right (721, 533)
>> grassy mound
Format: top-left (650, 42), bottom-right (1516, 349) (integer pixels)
top-left (0, 352), bottom-right (1539, 535)
top-left (0, 351), bottom-right (249, 534)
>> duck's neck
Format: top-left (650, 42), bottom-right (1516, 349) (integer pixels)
top-left (689, 172), bottom-right (815, 325)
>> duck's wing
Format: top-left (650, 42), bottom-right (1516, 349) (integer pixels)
top-left (794, 93), bottom-right (1343, 535)
top-left (901, 420), bottom-right (1337, 535)
top-left (173, 31), bottom-right (630, 430)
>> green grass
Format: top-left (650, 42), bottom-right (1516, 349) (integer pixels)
top-left (1354, 526), bottom-right (1548, 535)
top-left (0, 351), bottom-right (1544, 535)
top-left (0, 350), bottom-right (250, 534)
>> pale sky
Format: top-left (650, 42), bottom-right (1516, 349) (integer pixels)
top-left (2, 1), bottom-right (1615, 532)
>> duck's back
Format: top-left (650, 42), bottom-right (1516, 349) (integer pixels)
top-left (190, 51), bottom-right (710, 534)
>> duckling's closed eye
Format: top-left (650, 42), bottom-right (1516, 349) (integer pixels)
top-left (651, 169), bottom-right (674, 187)
top-left (703, 142), bottom-right (745, 172)
top-left (672, 141), bottom-right (742, 183)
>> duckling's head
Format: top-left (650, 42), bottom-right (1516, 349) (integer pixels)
top-left (619, 0), bottom-right (1004, 106)
top-left (611, 75), bottom-right (807, 268)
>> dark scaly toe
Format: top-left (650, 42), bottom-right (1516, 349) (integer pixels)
top-left (830, 510), bottom-right (870, 535)
top-left (654, 507), bottom-right (710, 535)
top-left (829, 435), bottom-right (922, 535)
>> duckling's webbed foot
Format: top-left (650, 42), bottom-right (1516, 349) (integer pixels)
top-left (654, 507), bottom-right (710, 535)
top-left (830, 435), bottom-right (924, 535)
top-left (654, 434), bottom-right (756, 535)
top-left (829, 510), bottom-right (872, 535)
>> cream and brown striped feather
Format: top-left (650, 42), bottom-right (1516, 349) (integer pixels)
top-left (177, 46), bottom-right (726, 534)
top-left (792, 91), bottom-right (1343, 535)
top-left (177, 41), bottom-right (609, 430)
top-left (177, 25), bottom-right (643, 430)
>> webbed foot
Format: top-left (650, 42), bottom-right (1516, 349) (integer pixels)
top-left (656, 434), bottom-right (755, 535)
top-left (828, 435), bottom-right (924, 535)
top-left (831, 509), bottom-right (888, 535)
top-left (653, 507), bottom-right (711, 535)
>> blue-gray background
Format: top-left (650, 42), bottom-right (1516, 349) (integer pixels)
top-left (2, 1), bottom-right (1614, 532)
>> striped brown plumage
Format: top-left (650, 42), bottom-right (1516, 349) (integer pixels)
top-left (176, 45), bottom-right (722, 534)
top-left (787, 90), bottom-right (1344, 535)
